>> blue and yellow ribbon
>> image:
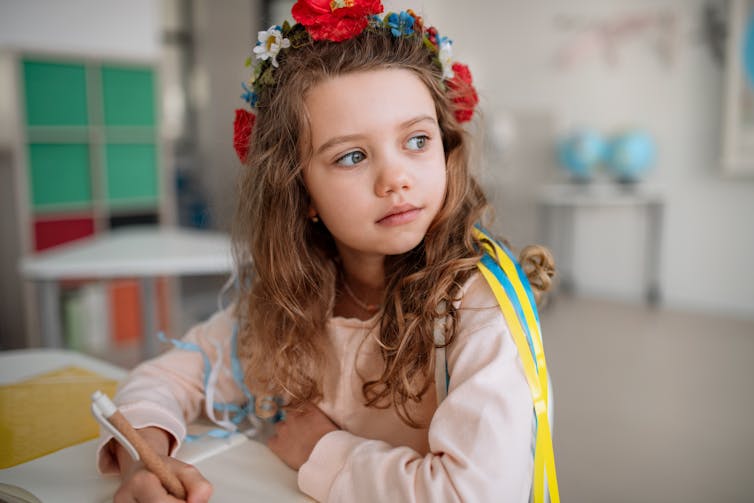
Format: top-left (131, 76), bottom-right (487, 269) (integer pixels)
top-left (473, 227), bottom-right (560, 503)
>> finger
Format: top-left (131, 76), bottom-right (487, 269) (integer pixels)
top-left (176, 464), bottom-right (213, 503)
top-left (112, 486), bottom-right (138, 503)
top-left (138, 492), bottom-right (188, 503)
top-left (133, 482), bottom-right (188, 503)
top-left (128, 469), bottom-right (177, 502)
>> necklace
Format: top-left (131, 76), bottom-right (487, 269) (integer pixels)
top-left (341, 277), bottom-right (381, 313)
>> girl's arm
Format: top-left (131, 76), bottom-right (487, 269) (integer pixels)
top-left (96, 306), bottom-right (243, 474)
top-left (298, 274), bottom-right (535, 502)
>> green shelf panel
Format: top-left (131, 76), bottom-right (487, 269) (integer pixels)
top-left (28, 143), bottom-right (92, 207)
top-left (105, 143), bottom-right (158, 202)
top-left (23, 60), bottom-right (88, 126)
top-left (101, 66), bottom-right (156, 126)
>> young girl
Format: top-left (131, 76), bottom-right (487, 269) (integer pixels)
top-left (97, 2), bottom-right (557, 502)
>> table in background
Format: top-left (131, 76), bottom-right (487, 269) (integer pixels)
top-left (19, 226), bottom-right (233, 358)
top-left (538, 183), bottom-right (664, 305)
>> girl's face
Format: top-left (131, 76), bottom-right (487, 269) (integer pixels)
top-left (302, 68), bottom-right (447, 262)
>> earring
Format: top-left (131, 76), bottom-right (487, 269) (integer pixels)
top-left (311, 215), bottom-right (319, 223)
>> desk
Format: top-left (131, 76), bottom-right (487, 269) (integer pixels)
top-left (539, 183), bottom-right (664, 304)
top-left (20, 227), bottom-right (233, 358)
top-left (0, 349), bottom-right (312, 503)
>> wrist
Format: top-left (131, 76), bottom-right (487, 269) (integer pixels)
top-left (113, 426), bottom-right (172, 475)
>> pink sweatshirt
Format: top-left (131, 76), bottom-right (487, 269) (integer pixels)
top-left (97, 272), bottom-right (534, 502)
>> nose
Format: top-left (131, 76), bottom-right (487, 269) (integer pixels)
top-left (374, 155), bottom-right (413, 197)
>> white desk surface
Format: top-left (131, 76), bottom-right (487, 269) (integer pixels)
top-left (0, 349), bottom-right (312, 503)
top-left (19, 226), bottom-right (233, 280)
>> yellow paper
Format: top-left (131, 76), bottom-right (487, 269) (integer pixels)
top-left (0, 366), bottom-right (118, 468)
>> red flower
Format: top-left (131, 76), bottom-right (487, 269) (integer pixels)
top-left (446, 62), bottom-right (479, 123)
top-left (233, 109), bottom-right (256, 163)
top-left (426, 26), bottom-right (439, 49)
top-left (292, 0), bottom-right (383, 42)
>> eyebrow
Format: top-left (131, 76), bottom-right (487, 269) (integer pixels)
top-left (314, 114), bottom-right (437, 156)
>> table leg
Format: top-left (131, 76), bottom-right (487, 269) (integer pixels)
top-left (559, 204), bottom-right (576, 294)
top-left (140, 277), bottom-right (159, 359)
top-left (38, 280), bottom-right (63, 348)
top-left (645, 200), bottom-right (664, 306)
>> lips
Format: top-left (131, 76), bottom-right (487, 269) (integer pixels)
top-left (377, 203), bottom-right (422, 226)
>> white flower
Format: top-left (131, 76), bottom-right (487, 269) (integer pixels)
top-left (439, 38), bottom-right (454, 80)
top-left (252, 25), bottom-right (291, 68)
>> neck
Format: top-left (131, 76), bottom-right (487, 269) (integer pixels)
top-left (338, 250), bottom-right (384, 292)
top-left (337, 250), bottom-right (385, 312)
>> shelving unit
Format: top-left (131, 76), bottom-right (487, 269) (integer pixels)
top-left (21, 57), bottom-right (162, 247)
top-left (8, 52), bottom-right (175, 352)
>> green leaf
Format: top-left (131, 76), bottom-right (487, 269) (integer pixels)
top-left (259, 66), bottom-right (275, 86)
top-left (290, 30), bottom-right (310, 48)
top-left (423, 37), bottom-right (438, 54)
top-left (244, 56), bottom-right (252, 67)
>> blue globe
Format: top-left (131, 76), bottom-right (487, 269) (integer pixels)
top-left (556, 129), bottom-right (607, 182)
top-left (605, 131), bottom-right (656, 183)
top-left (745, 13), bottom-right (754, 88)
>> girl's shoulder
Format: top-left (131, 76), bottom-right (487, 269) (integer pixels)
top-left (455, 270), bottom-right (499, 312)
top-left (452, 270), bottom-right (507, 336)
top-left (184, 302), bottom-right (238, 344)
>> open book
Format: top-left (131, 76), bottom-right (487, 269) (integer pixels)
top-left (0, 432), bottom-right (313, 503)
top-left (0, 362), bottom-right (312, 502)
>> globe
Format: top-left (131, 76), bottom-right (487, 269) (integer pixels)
top-left (745, 13), bottom-right (754, 88)
top-left (556, 129), bottom-right (607, 182)
top-left (605, 131), bottom-right (656, 183)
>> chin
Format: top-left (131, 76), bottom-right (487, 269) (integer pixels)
top-left (379, 232), bottom-right (426, 256)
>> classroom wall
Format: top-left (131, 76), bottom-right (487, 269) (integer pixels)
top-left (0, 0), bottom-right (161, 58)
top-left (423, 0), bottom-right (754, 319)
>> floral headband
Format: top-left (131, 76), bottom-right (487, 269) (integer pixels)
top-left (233, 0), bottom-right (479, 163)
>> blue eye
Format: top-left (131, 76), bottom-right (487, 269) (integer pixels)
top-left (406, 135), bottom-right (428, 151)
top-left (336, 150), bottom-right (366, 166)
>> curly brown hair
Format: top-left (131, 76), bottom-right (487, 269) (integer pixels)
top-left (233, 25), bottom-right (554, 425)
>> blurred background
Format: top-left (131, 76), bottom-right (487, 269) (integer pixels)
top-left (1, 0), bottom-right (753, 501)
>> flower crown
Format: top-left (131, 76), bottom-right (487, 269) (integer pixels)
top-left (233, 0), bottom-right (479, 163)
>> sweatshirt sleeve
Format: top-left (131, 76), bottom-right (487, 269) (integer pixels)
top-left (96, 306), bottom-right (244, 474)
top-left (297, 274), bottom-right (535, 502)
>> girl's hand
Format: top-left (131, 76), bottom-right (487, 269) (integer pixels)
top-left (113, 427), bottom-right (213, 503)
top-left (115, 456), bottom-right (213, 503)
top-left (267, 402), bottom-right (339, 470)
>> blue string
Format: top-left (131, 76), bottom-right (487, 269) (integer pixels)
top-left (156, 330), bottom-right (255, 441)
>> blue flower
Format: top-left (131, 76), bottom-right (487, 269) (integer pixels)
top-left (241, 82), bottom-right (258, 107)
top-left (387, 11), bottom-right (414, 37)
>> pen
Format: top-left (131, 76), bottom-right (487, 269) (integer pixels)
top-left (91, 390), bottom-right (187, 500)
